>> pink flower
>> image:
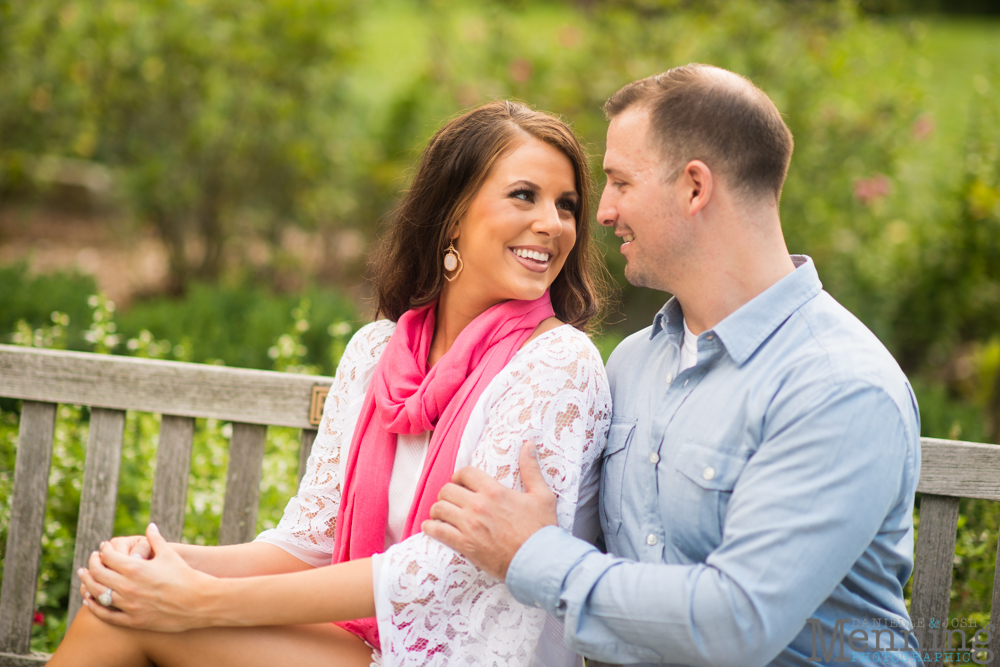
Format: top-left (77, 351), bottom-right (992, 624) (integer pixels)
top-left (509, 59), bottom-right (532, 84)
top-left (853, 174), bottom-right (892, 205)
top-left (912, 115), bottom-right (935, 140)
top-left (33, 611), bottom-right (44, 626)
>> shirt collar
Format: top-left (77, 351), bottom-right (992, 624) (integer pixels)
top-left (713, 255), bottom-right (821, 366)
top-left (649, 255), bottom-right (822, 366)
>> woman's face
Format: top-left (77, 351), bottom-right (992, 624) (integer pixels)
top-left (449, 136), bottom-right (579, 309)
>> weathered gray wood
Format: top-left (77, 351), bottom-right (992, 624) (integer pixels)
top-left (0, 652), bottom-right (49, 666)
top-left (298, 428), bottom-right (317, 485)
top-left (67, 408), bottom-right (126, 626)
top-left (218, 423), bottom-right (267, 546)
top-left (150, 415), bottom-right (195, 542)
top-left (917, 438), bottom-right (1000, 501)
top-left (910, 494), bottom-right (960, 665)
top-left (0, 345), bottom-right (332, 429)
top-left (0, 402), bottom-right (56, 655)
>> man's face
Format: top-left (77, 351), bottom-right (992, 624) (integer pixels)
top-left (597, 108), bottom-right (691, 292)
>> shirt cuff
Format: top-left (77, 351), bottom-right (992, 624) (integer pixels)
top-left (506, 524), bottom-right (598, 619)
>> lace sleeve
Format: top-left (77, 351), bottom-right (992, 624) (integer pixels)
top-left (375, 327), bottom-right (612, 667)
top-left (254, 320), bottom-right (395, 567)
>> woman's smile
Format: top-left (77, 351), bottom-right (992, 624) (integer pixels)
top-left (509, 245), bottom-right (554, 272)
top-left (446, 136), bottom-right (578, 308)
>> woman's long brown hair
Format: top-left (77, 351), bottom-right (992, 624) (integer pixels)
top-left (369, 100), bottom-right (606, 330)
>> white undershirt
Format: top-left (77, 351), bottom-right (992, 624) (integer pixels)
top-left (385, 432), bottom-right (430, 547)
top-left (679, 318), bottom-right (700, 374)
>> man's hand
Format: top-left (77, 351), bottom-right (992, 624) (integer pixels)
top-left (423, 441), bottom-right (558, 580)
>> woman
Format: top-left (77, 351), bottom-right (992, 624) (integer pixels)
top-left (52, 101), bottom-right (612, 667)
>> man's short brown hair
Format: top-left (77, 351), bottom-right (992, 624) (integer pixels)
top-left (604, 64), bottom-right (794, 202)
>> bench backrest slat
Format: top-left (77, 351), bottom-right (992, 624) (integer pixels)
top-left (218, 423), bottom-right (268, 547)
top-left (0, 401), bottom-right (57, 655)
top-left (150, 415), bottom-right (196, 542)
top-left (0, 344), bottom-right (331, 429)
top-left (917, 438), bottom-right (1000, 501)
top-left (299, 428), bottom-right (318, 486)
top-left (67, 408), bottom-right (126, 626)
top-left (909, 493), bottom-right (961, 666)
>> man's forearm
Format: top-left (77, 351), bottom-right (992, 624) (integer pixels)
top-left (507, 526), bottom-right (783, 667)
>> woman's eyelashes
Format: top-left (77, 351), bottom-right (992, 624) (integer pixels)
top-left (509, 187), bottom-right (536, 203)
top-left (557, 196), bottom-right (580, 215)
top-left (507, 188), bottom-right (579, 216)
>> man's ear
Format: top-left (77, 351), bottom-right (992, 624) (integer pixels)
top-left (681, 160), bottom-right (713, 216)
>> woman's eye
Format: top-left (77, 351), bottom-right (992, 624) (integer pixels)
top-left (557, 198), bottom-right (580, 213)
top-left (510, 189), bottom-right (534, 203)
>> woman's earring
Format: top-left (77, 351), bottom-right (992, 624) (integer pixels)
top-left (443, 241), bottom-right (463, 281)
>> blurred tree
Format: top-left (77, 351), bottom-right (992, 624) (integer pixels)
top-left (0, 0), bottom-right (357, 292)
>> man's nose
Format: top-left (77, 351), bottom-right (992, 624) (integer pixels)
top-left (597, 183), bottom-right (616, 227)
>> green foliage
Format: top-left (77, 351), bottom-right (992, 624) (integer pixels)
top-left (0, 283), bottom-right (358, 651)
top-left (0, 0), bottom-right (357, 289)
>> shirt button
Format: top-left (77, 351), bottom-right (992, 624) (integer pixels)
top-left (706, 334), bottom-right (715, 341)
top-left (649, 452), bottom-right (660, 464)
top-left (702, 466), bottom-right (716, 481)
top-left (666, 373), bottom-right (673, 384)
top-left (683, 379), bottom-right (689, 387)
top-left (646, 533), bottom-right (658, 546)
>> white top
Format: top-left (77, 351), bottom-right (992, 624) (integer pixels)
top-left (679, 318), bottom-right (699, 374)
top-left (256, 320), bottom-right (612, 667)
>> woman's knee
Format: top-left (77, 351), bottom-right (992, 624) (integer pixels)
top-left (52, 605), bottom-right (153, 667)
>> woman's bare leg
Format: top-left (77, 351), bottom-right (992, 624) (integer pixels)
top-left (49, 605), bottom-right (374, 667)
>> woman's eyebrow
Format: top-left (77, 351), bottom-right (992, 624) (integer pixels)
top-left (506, 179), bottom-right (539, 190)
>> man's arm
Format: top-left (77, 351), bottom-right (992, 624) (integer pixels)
top-left (427, 382), bottom-right (916, 667)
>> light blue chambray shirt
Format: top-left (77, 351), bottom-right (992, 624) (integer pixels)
top-left (507, 256), bottom-right (922, 667)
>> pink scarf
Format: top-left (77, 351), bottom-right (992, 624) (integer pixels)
top-left (333, 292), bottom-right (555, 649)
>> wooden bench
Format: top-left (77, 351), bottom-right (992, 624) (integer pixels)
top-left (0, 344), bottom-right (331, 666)
top-left (1, 343), bottom-right (998, 666)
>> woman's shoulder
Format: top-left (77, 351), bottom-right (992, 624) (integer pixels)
top-left (339, 319), bottom-right (396, 373)
top-left (515, 324), bottom-right (608, 378)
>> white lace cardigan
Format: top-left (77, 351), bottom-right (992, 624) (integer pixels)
top-left (255, 320), bottom-right (612, 667)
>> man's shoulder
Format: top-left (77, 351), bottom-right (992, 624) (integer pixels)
top-left (775, 290), bottom-right (918, 428)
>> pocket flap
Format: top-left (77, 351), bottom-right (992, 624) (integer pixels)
top-left (603, 420), bottom-right (636, 457)
top-left (676, 443), bottom-right (747, 491)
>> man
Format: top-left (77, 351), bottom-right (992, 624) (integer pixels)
top-left (423, 64), bottom-right (921, 666)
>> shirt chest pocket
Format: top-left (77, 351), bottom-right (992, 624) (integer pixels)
top-left (667, 442), bottom-right (748, 562)
top-left (599, 420), bottom-right (635, 537)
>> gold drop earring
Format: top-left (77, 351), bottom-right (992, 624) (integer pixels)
top-left (443, 241), bottom-right (464, 281)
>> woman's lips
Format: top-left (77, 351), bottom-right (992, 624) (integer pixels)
top-left (509, 247), bottom-right (550, 273)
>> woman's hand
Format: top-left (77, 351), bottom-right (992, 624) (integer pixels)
top-left (106, 534), bottom-right (153, 559)
top-left (79, 523), bottom-right (220, 632)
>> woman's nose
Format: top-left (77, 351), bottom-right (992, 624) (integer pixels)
top-left (532, 203), bottom-right (564, 236)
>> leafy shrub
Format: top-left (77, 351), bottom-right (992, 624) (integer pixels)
top-left (0, 283), bottom-right (359, 652)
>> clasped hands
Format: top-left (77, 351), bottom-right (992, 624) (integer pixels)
top-left (79, 522), bottom-right (216, 632)
top-left (78, 441), bottom-right (557, 632)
